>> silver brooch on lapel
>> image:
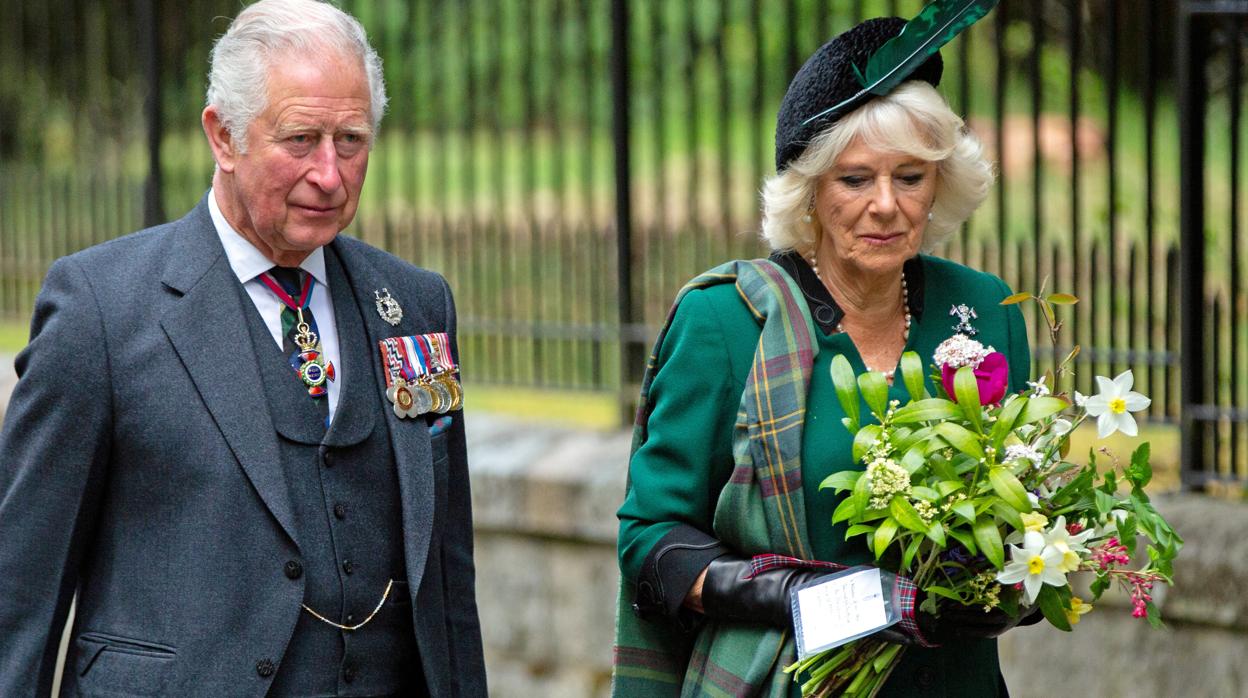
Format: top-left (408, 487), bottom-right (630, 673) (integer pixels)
top-left (950, 304), bottom-right (979, 336)
top-left (374, 288), bottom-right (403, 326)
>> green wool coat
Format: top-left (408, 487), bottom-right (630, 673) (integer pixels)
top-left (617, 254), bottom-right (1031, 697)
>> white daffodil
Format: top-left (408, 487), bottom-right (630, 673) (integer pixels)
top-left (1073, 391), bottom-right (1088, 408)
top-left (1083, 370), bottom-right (1151, 438)
top-left (1027, 376), bottom-right (1050, 396)
top-left (997, 531), bottom-right (1067, 605)
top-left (1042, 516), bottom-right (1096, 573)
top-left (1051, 418), bottom-right (1073, 437)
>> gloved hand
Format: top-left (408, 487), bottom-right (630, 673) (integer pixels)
top-left (910, 598), bottom-right (1043, 645)
top-left (699, 556), bottom-right (835, 627)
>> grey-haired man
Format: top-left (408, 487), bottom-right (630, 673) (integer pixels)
top-left (0, 1), bottom-right (485, 695)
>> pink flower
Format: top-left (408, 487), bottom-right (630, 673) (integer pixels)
top-left (941, 351), bottom-right (1010, 406)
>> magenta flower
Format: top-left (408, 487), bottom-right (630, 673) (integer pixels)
top-left (941, 351), bottom-right (1009, 406)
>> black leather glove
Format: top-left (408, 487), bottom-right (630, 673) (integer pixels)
top-left (700, 555), bottom-right (834, 627)
top-left (913, 599), bottom-right (1043, 645)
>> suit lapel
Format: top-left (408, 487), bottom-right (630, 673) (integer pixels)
top-left (327, 239), bottom-right (437, 591)
top-left (158, 198), bottom-right (299, 547)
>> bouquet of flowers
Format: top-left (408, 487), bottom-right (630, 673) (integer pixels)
top-left (786, 290), bottom-right (1182, 697)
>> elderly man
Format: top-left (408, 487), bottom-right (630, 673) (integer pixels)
top-left (0, 1), bottom-right (485, 695)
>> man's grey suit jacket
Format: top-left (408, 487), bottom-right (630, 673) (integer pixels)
top-left (0, 198), bottom-right (486, 696)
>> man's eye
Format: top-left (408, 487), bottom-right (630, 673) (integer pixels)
top-left (290, 134), bottom-right (311, 144)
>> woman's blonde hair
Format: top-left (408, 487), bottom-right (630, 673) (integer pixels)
top-left (760, 81), bottom-right (993, 257)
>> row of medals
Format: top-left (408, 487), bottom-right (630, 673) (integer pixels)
top-left (390, 371), bottom-right (462, 415)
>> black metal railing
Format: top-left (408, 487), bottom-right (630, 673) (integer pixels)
top-left (1, 0), bottom-right (1243, 482)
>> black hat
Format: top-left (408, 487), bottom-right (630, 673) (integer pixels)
top-left (774, 17), bottom-right (943, 172)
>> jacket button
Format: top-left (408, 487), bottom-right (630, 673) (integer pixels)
top-left (915, 666), bottom-right (937, 689)
top-left (284, 560), bottom-right (303, 580)
top-left (256, 658), bottom-right (275, 677)
top-left (343, 662), bottom-right (358, 683)
top-left (342, 559), bottom-right (355, 575)
top-left (333, 503), bottom-right (347, 520)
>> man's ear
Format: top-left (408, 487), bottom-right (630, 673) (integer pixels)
top-left (202, 106), bottom-right (240, 173)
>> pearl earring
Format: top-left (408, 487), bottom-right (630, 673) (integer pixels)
top-left (927, 211), bottom-right (934, 221)
top-left (803, 212), bottom-right (813, 224)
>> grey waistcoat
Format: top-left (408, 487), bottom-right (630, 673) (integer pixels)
top-left (240, 249), bottom-right (421, 696)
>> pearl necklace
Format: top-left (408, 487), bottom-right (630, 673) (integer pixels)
top-left (809, 255), bottom-right (911, 379)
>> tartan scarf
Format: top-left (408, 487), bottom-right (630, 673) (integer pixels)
top-left (612, 259), bottom-right (819, 697)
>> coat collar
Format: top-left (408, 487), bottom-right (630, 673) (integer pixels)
top-left (158, 196), bottom-right (300, 547)
top-left (770, 249), bottom-right (926, 336)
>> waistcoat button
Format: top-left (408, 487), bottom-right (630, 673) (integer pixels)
top-left (256, 658), bottom-right (275, 677)
top-left (284, 560), bottom-right (303, 579)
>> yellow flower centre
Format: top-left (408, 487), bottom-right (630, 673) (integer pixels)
top-left (1109, 397), bottom-right (1127, 414)
top-left (1027, 555), bottom-right (1045, 575)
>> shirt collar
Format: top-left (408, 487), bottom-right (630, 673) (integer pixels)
top-left (208, 188), bottom-right (328, 287)
top-left (770, 249), bottom-right (925, 336)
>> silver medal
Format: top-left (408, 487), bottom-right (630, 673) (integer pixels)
top-left (374, 288), bottom-right (404, 326)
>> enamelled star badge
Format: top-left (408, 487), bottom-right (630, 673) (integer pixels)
top-left (378, 333), bottom-right (462, 419)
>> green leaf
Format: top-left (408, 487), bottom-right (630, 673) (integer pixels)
top-left (924, 585), bottom-right (963, 602)
top-left (892, 398), bottom-right (961, 424)
top-left (1017, 396), bottom-right (1069, 425)
top-left (935, 422), bottom-right (985, 459)
top-left (953, 366), bottom-right (984, 430)
top-left (902, 534), bottom-right (924, 573)
top-left (911, 485), bottom-right (941, 501)
top-left (926, 521), bottom-right (947, 547)
top-left (1089, 574), bottom-right (1110, 600)
top-left (832, 491), bottom-right (862, 524)
top-left (1127, 443), bottom-right (1153, 491)
top-left (973, 516), bottom-right (1005, 568)
top-left (951, 500), bottom-right (977, 523)
top-left (890, 496), bottom-right (930, 534)
top-left (948, 527), bottom-right (979, 554)
top-left (830, 354), bottom-right (861, 431)
top-left (1037, 585), bottom-right (1073, 631)
top-left (988, 467), bottom-right (1034, 512)
top-left (900, 445), bottom-right (927, 473)
top-left (900, 352), bottom-right (927, 402)
top-left (852, 424), bottom-right (884, 464)
top-left (1094, 490), bottom-right (1116, 516)
top-left (858, 371), bottom-right (890, 418)
top-left (991, 501), bottom-right (1024, 531)
top-left (1000, 292), bottom-right (1032, 305)
top-left (820, 469), bottom-right (863, 492)
top-left (1117, 513), bottom-right (1138, 556)
top-left (873, 518), bottom-right (900, 559)
top-left (933, 480), bottom-right (962, 498)
top-left (929, 455), bottom-right (960, 483)
top-left (845, 523), bottom-right (876, 539)
top-left (990, 396), bottom-right (1026, 450)
top-left (1046, 293), bottom-right (1079, 305)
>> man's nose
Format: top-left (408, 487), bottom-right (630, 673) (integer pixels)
top-left (306, 139), bottom-right (343, 192)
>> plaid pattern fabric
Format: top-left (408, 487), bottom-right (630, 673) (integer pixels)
top-left (892, 575), bottom-right (936, 647)
top-left (745, 553), bottom-right (846, 578)
top-left (613, 260), bottom-right (823, 697)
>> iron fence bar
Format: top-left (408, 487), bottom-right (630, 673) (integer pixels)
top-left (138, 0), bottom-right (164, 228)
top-left (1231, 19), bottom-right (1243, 477)
top-left (611, 0), bottom-right (639, 421)
top-left (1178, 1), bottom-right (1209, 488)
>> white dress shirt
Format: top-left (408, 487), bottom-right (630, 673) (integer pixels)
top-left (209, 189), bottom-right (343, 421)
